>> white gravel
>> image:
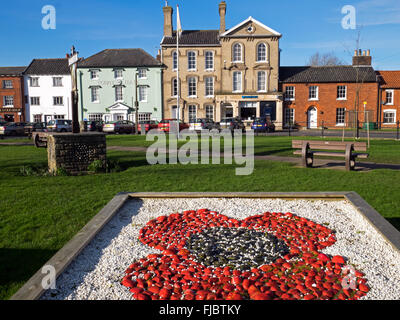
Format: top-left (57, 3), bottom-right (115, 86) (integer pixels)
top-left (40, 198), bottom-right (400, 300)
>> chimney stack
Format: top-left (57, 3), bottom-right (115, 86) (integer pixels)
top-left (353, 49), bottom-right (372, 66)
top-left (219, 1), bottom-right (227, 34)
top-left (163, 4), bottom-right (173, 37)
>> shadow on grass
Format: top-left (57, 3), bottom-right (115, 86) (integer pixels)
top-left (386, 218), bottom-right (400, 232)
top-left (0, 248), bottom-right (58, 299)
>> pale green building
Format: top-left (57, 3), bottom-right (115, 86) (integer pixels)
top-left (77, 48), bottom-right (163, 122)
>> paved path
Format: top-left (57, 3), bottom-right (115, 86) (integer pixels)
top-left (107, 145), bottom-right (400, 172)
top-left (2, 142), bottom-right (398, 172)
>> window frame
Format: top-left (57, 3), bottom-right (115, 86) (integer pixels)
top-left (88, 113), bottom-right (103, 121)
top-left (114, 69), bottom-right (124, 79)
top-left (232, 43), bottom-right (243, 63)
top-left (2, 80), bottom-right (13, 89)
top-left (205, 76), bottom-right (214, 97)
top-left (187, 51), bottom-right (197, 71)
top-left (385, 89), bottom-right (394, 105)
top-left (205, 105), bottom-right (214, 120)
top-left (205, 51), bottom-right (214, 71)
top-left (91, 86), bottom-right (100, 103)
top-left (30, 97), bottom-right (40, 106)
top-left (138, 68), bottom-right (147, 79)
top-left (257, 71), bottom-right (267, 92)
top-left (115, 86), bottom-right (123, 102)
top-left (3, 95), bottom-right (14, 107)
top-left (52, 77), bottom-right (63, 87)
top-left (284, 108), bottom-right (295, 126)
top-left (29, 77), bottom-right (39, 87)
top-left (188, 77), bottom-right (197, 98)
top-left (309, 86), bottom-right (319, 101)
top-left (53, 96), bottom-right (64, 106)
top-left (337, 85), bottom-right (347, 100)
top-left (90, 70), bottom-right (99, 80)
top-left (188, 105), bottom-right (197, 122)
top-left (285, 86), bottom-right (295, 101)
top-left (172, 51), bottom-right (178, 71)
top-left (383, 109), bottom-right (396, 124)
top-left (336, 107), bottom-right (346, 126)
top-left (232, 71), bottom-right (243, 93)
top-left (256, 43), bottom-right (267, 62)
top-left (138, 86), bottom-right (148, 102)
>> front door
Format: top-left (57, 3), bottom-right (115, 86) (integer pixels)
top-left (45, 115), bottom-right (52, 124)
top-left (308, 107), bottom-right (318, 129)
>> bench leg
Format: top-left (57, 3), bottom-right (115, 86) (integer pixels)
top-left (345, 144), bottom-right (355, 171)
top-left (302, 142), bottom-right (313, 168)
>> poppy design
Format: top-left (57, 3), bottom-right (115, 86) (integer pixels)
top-left (121, 209), bottom-right (369, 300)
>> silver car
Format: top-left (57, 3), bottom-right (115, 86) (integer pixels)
top-left (102, 121), bottom-right (135, 134)
top-left (47, 120), bottom-right (72, 133)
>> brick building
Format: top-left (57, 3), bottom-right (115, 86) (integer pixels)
top-left (376, 71), bottom-right (400, 128)
top-left (280, 51), bottom-right (379, 129)
top-left (0, 67), bottom-right (26, 122)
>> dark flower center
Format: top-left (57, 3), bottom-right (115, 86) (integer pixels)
top-left (186, 227), bottom-right (289, 271)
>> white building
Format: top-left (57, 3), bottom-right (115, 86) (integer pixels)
top-left (24, 59), bottom-right (72, 123)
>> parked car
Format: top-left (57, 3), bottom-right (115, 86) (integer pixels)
top-left (137, 120), bottom-right (159, 133)
top-left (219, 117), bottom-right (246, 132)
top-left (251, 117), bottom-right (276, 133)
top-left (83, 120), bottom-right (104, 132)
top-left (24, 122), bottom-right (48, 137)
top-left (47, 120), bottom-right (72, 133)
top-left (189, 118), bottom-right (221, 131)
top-left (0, 122), bottom-right (26, 136)
top-left (103, 121), bottom-right (135, 134)
top-left (158, 119), bottom-right (189, 133)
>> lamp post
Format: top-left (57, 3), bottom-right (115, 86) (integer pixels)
top-left (67, 46), bottom-right (80, 133)
top-left (135, 71), bottom-right (139, 135)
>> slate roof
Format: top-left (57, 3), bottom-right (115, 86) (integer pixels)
top-left (280, 66), bottom-right (378, 83)
top-left (161, 30), bottom-right (221, 46)
top-left (376, 71), bottom-right (400, 89)
top-left (0, 66), bottom-right (26, 76)
top-left (78, 49), bottom-right (161, 68)
top-left (24, 59), bottom-right (70, 75)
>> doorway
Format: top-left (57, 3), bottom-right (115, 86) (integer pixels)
top-left (307, 107), bottom-right (318, 129)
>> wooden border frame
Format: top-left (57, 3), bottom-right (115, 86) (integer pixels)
top-left (10, 192), bottom-right (400, 300)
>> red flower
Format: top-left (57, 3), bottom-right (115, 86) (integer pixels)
top-left (122, 209), bottom-right (369, 300)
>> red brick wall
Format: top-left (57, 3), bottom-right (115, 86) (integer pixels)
top-left (282, 82), bottom-right (379, 129)
top-left (0, 76), bottom-right (25, 122)
top-left (380, 88), bottom-right (400, 128)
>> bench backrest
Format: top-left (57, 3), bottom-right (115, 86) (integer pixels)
top-left (292, 140), bottom-right (367, 152)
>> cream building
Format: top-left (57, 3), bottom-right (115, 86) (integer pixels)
top-left (160, 1), bottom-right (284, 129)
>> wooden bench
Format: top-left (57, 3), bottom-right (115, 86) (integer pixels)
top-left (292, 140), bottom-right (369, 171)
top-left (32, 132), bottom-right (48, 148)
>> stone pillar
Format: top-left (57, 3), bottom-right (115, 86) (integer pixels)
top-left (256, 102), bottom-right (261, 118)
top-left (233, 101), bottom-right (240, 118)
top-left (216, 103), bottom-right (222, 122)
top-left (47, 132), bottom-right (107, 175)
top-left (275, 99), bottom-right (283, 130)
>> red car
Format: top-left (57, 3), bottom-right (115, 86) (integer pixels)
top-left (158, 119), bottom-right (189, 133)
top-left (137, 120), bottom-right (159, 133)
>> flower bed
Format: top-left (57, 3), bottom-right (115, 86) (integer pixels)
top-left (40, 198), bottom-right (400, 300)
top-left (121, 209), bottom-right (369, 300)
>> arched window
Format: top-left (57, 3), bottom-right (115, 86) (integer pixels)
top-left (172, 51), bottom-right (178, 70)
top-left (188, 51), bottom-right (196, 71)
top-left (257, 43), bottom-right (267, 62)
top-left (172, 78), bottom-right (178, 97)
top-left (232, 43), bottom-right (243, 62)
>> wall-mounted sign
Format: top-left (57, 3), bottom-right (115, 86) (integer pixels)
top-left (242, 96), bottom-right (258, 99)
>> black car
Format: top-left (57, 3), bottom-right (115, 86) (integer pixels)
top-left (220, 117), bottom-right (246, 132)
top-left (84, 120), bottom-right (104, 132)
top-left (189, 118), bottom-right (221, 131)
top-left (24, 122), bottom-right (47, 137)
top-left (251, 118), bottom-right (276, 133)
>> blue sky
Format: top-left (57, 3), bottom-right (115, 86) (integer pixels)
top-left (1, 0), bottom-right (400, 70)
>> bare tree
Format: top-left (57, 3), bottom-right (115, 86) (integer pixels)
top-left (307, 52), bottom-right (345, 66)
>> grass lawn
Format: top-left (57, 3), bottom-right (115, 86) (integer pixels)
top-left (0, 136), bottom-right (400, 299)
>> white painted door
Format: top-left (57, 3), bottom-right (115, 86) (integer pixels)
top-left (308, 107), bottom-right (318, 129)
